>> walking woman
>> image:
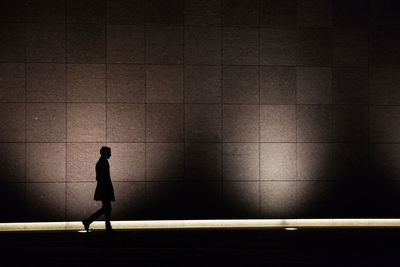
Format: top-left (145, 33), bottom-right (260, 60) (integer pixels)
top-left (82, 146), bottom-right (116, 233)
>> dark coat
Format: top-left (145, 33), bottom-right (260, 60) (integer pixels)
top-left (94, 157), bottom-right (115, 201)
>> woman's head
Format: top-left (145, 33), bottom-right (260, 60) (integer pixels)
top-left (100, 146), bottom-right (111, 159)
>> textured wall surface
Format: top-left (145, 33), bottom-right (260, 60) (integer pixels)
top-left (1, 0), bottom-right (400, 221)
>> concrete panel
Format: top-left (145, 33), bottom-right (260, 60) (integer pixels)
top-left (296, 181), bottom-right (338, 217)
top-left (146, 65), bottom-right (183, 103)
top-left (0, 143), bottom-right (25, 182)
top-left (107, 25), bottom-right (144, 63)
top-left (146, 143), bottom-right (184, 180)
top-left (67, 64), bottom-right (105, 103)
top-left (184, 26), bottom-right (221, 65)
top-left (223, 105), bottom-right (259, 142)
top-left (260, 105), bottom-right (296, 142)
top-left (260, 143), bottom-right (296, 181)
top-left (146, 182), bottom-right (185, 219)
top-left (67, 0), bottom-right (105, 24)
top-left (0, 183), bottom-right (25, 222)
top-left (67, 24), bottom-right (105, 63)
top-left (0, 103), bottom-right (25, 142)
top-left (26, 24), bottom-right (65, 63)
top-left (297, 67), bottom-right (332, 104)
top-left (108, 143), bottom-right (145, 182)
top-left (67, 104), bottom-right (106, 142)
top-left (0, 23), bottom-right (24, 62)
top-left (145, 0), bottom-right (183, 25)
top-left (297, 143), bottom-right (333, 180)
top-left (370, 68), bottom-right (400, 105)
top-left (26, 143), bottom-right (66, 182)
top-left (260, 66), bottom-right (296, 104)
top-left (184, 65), bottom-right (221, 103)
top-left (223, 143), bottom-right (259, 181)
top-left (222, 0), bottom-right (259, 26)
top-left (370, 106), bottom-right (400, 143)
top-left (333, 30), bottom-right (368, 67)
top-left (333, 67), bottom-right (368, 104)
top-left (371, 30), bottom-right (400, 67)
top-left (0, 63), bottom-right (25, 102)
top-left (260, 0), bottom-right (296, 28)
top-left (297, 105), bottom-right (333, 142)
top-left (260, 181), bottom-right (296, 218)
top-left (333, 144), bottom-right (368, 180)
top-left (297, 29), bottom-right (332, 67)
top-left (27, 63), bottom-right (66, 102)
top-left (297, 0), bottom-right (332, 28)
top-left (184, 0), bottom-right (221, 25)
top-left (27, 103), bottom-right (66, 142)
top-left (223, 66), bottom-right (259, 104)
top-left (333, 0), bottom-right (369, 28)
top-left (371, 181), bottom-right (400, 217)
top-left (112, 182), bottom-right (146, 219)
top-left (370, 144), bottom-right (400, 180)
top-left (25, 0), bottom-right (65, 23)
top-left (223, 181), bottom-right (260, 218)
top-left (146, 26), bottom-right (183, 64)
top-left (107, 104), bottom-right (145, 142)
top-left (26, 182), bottom-right (66, 221)
top-left (223, 27), bottom-right (258, 65)
top-left (184, 181), bottom-right (222, 218)
top-left (107, 0), bottom-right (144, 24)
top-left (370, 0), bottom-right (400, 28)
top-left (185, 104), bottom-right (221, 142)
top-left (107, 64), bottom-right (145, 103)
top-left (67, 143), bottom-right (105, 182)
top-left (185, 143), bottom-right (222, 180)
top-left (146, 104), bottom-right (184, 142)
top-left (260, 29), bottom-right (296, 66)
top-left (333, 105), bottom-right (368, 143)
top-left (0, 0), bottom-right (24, 23)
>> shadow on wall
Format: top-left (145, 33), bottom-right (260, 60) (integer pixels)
top-left (296, 114), bottom-right (372, 218)
top-left (300, 119), bottom-right (400, 219)
top-left (183, 143), bottom-right (223, 219)
top-left (321, 158), bottom-right (400, 219)
top-left (368, 148), bottom-right (400, 218)
top-left (0, 144), bottom-right (25, 222)
top-left (145, 125), bottom-right (223, 219)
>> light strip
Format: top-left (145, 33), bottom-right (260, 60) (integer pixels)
top-left (1, 219), bottom-right (400, 231)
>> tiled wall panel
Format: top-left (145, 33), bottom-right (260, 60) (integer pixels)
top-left (0, 0), bottom-right (399, 221)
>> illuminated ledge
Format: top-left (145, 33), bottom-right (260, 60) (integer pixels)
top-left (2, 219), bottom-right (400, 231)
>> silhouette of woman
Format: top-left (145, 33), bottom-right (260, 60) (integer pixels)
top-left (82, 146), bottom-right (115, 233)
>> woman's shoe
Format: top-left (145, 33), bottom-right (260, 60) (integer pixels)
top-left (82, 220), bottom-right (90, 232)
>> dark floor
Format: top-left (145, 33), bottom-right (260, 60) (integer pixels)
top-left (0, 228), bottom-right (399, 266)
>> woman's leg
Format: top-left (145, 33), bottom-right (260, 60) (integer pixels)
top-left (103, 201), bottom-right (112, 230)
top-left (85, 203), bottom-right (106, 225)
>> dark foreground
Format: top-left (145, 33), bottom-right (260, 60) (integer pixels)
top-left (0, 228), bottom-right (399, 266)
